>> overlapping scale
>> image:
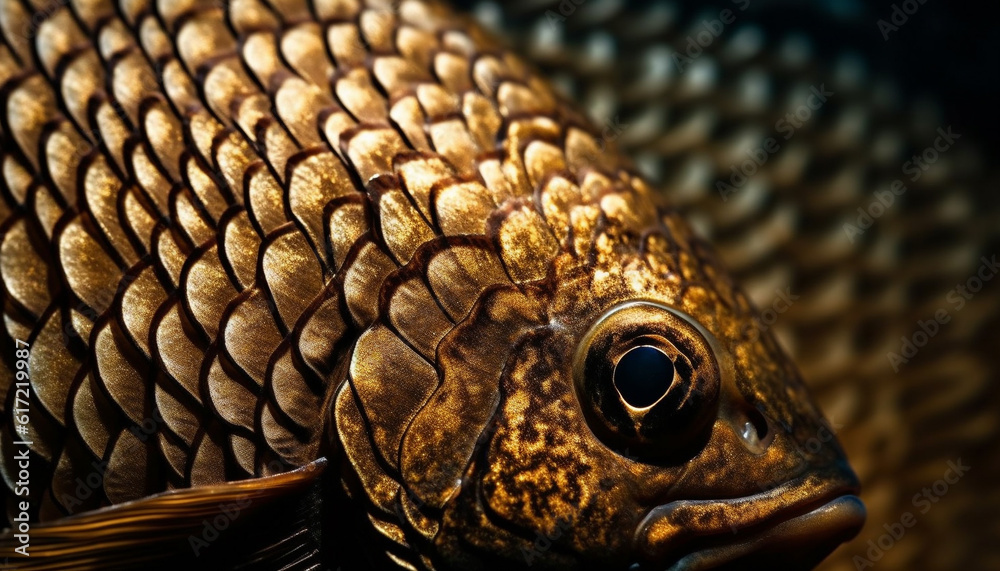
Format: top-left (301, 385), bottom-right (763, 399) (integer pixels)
top-left (0, 1), bottom-right (905, 568)
top-left (457, 1), bottom-right (1000, 569)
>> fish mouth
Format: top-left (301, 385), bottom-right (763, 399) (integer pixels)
top-left (632, 472), bottom-right (864, 570)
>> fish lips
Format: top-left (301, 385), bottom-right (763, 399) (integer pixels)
top-left (632, 471), bottom-right (864, 570)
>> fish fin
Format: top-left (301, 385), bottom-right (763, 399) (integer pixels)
top-left (1, 459), bottom-right (330, 570)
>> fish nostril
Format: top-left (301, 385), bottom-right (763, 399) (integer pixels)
top-left (738, 406), bottom-right (773, 454)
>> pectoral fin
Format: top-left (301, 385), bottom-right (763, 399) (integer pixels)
top-left (1, 459), bottom-right (329, 570)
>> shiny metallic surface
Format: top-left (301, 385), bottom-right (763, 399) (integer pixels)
top-left (456, 1), bottom-right (1000, 570)
top-left (3, 0), bottom-right (990, 569)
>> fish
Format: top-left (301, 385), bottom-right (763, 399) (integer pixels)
top-left (0, 0), bottom-right (867, 569)
top-left (464, 2), bottom-right (1000, 571)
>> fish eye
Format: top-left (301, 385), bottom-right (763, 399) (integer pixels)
top-left (613, 346), bottom-right (674, 409)
top-left (573, 302), bottom-right (722, 457)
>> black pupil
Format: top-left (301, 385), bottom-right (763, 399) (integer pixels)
top-left (613, 346), bottom-right (674, 408)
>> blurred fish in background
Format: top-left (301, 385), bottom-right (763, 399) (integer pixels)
top-left (0, 0), bottom-right (995, 568)
top-left (452, 0), bottom-right (1000, 569)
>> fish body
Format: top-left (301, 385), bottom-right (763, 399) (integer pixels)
top-left (464, 3), bottom-right (1000, 571)
top-left (0, 0), bottom-right (862, 568)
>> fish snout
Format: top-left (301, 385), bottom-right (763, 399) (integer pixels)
top-left (632, 470), bottom-right (865, 570)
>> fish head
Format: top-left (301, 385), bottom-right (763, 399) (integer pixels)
top-left (412, 206), bottom-right (864, 570)
top-left (333, 168), bottom-right (863, 569)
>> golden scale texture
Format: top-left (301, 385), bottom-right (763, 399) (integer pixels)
top-left (0, 0), bottom-right (632, 515)
top-left (1, 0), bottom-right (979, 569)
top-left (462, 1), bottom-right (1000, 570)
top-left (0, 0), bottom-right (830, 567)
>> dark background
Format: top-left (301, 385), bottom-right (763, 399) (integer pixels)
top-left (736, 0), bottom-right (1000, 152)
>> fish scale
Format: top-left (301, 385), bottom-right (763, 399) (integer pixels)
top-left (0, 0), bottom-right (877, 569)
top-left (458, 2), bottom-right (1000, 570)
top-left (0, 0), bottom-right (585, 508)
